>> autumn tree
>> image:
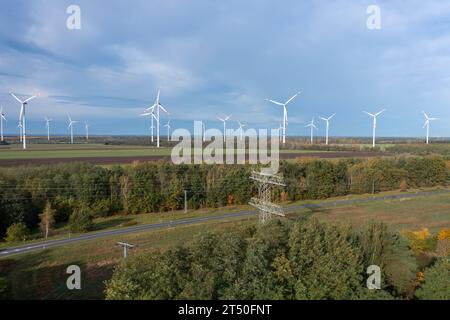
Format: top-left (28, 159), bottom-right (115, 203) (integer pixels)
top-left (39, 202), bottom-right (55, 239)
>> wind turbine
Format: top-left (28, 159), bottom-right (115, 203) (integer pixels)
top-left (218, 115), bottom-right (232, 142)
top-left (85, 121), bottom-right (89, 141)
top-left (45, 117), bottom-right (52, 141)
top-left (363, 109), bottom-right (385, 148)
top-left (305, 118), bottom-right (318, 145)
top-left (0, 106), bottom-right (6, 142)
top-left (10, 92), bottom-right (38, 149)
top-left (67, 115), bottom-right (78, 144)
top-left (266, 91), bottom-right (301, 144)
top-left (164, 120), bottom-right (171, 141)
top-left (237, 120), bottom-right (247, 141)
top-left (144, 89), bottom-right (169, 148)
top-left (319, 113), bottom-right (336, 145)
top-left (422, 111), bottom-right (439, 144)
top-left (139, 108), bottom-right (155, 142)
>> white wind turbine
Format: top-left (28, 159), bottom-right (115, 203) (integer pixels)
top-left (139, 108), bottom-right (155, 142)
top-left (85, 121), bottom-right (89, 141)
top-left (0, 106), bottom-right (6, 142)
top-left (10, 92), bottom-right (38, 149)
top-left (237, 120), bottom-right (247, 141)
top-left (319, 113), bottom-right (336, 145)
top-left (67, 115), bottom-right (78, 144)
top-left (305, 117), bottom-right (318, 145)
top-left (164, 120), bottom-right (171, 141)
top-left (143, 89), bottom-right (169, 148)
top-left (363, 109), bottom-right (385, 148)
top-left (422, 111), bottom-right (439, 144)
top-left (45, 117), bottom-right (52, 141)
top-left (266, 91), bottom-right (301, 144)
top-left (218, 115), bottom-right (232, 142)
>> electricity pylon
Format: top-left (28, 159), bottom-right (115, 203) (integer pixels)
top-left (117, 242), bottom-right (136, 258)
top-left (249, 171), bottom-right (285, 224)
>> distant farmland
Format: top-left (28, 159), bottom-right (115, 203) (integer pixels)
top-left (0, 143), bottom-right (388, 166)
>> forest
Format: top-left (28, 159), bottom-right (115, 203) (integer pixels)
top-left (104, 219), bottom-right (450, 300)
top-left (0, 156), bottom-right (448, 239)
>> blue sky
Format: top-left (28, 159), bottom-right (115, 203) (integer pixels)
top-left (1, 0), bottom-right (450, 137)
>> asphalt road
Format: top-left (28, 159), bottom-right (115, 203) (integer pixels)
top-left (1, 188), bottom-right (449, 258)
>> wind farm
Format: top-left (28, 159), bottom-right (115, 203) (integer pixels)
top-left (0, 1), bottom-right (449, 304)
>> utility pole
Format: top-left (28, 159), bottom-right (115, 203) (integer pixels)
top-left (249, 171), bottom-right (286, 224)
top-left (184, 189), bottom-right (188, 213)
top-left (117, 242), bottom-right (136, 259)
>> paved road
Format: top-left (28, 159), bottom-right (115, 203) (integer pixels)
top-left (1, 188), bottom-right (449, 258)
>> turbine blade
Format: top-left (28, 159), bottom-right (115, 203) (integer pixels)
top-left (24, 95), bottom-right (37, 103)
top-left (10, 93), bottom-right (23, 103)
top-left (159, 104), bottom-right (169, 114)
top-left (266, 99), bottom-right (284, 106)
top-left (375, 109), bottom-right (386, 116)
top-left (145, 104), bottom-right (157, 111)
top-left (363, 111), bottom-right (375, 117)
top-left (328, 113), bottom-right (336, 120)
top-left (284, 91), bottom-right (301, 105)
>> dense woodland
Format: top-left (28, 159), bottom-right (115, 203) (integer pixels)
top-left (104, 219), bottom-right (450, 300)
top-left (0, 156), bottom-right (448, 238)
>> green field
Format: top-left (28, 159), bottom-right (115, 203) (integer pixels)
top-left (0, 144), bottom-right (328, 160)
top-left (1, 189), bottom-right (450, 299)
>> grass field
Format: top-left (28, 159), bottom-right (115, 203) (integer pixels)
top-left (0, 144), bottom-right (334, 160)
top-left (1, 188), bottom-right (450, 299)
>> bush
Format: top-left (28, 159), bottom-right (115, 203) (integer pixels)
top-left (68, 206), bottom-right (93, 233)
top-left (4, 223), bottom-right (29, 242)
top-left (415, 259), bottom-right (450, 300)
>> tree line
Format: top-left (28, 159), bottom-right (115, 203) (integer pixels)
top-left (0, 156), bottom-right (448, 239)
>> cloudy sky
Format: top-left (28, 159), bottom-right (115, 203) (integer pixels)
top-left (0, 0), bottom-right (450, 137)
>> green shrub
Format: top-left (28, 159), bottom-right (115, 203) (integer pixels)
top-left (68, 206), bottom-right (93, 233)
top-left (4, 223), bottom-right (29, 242)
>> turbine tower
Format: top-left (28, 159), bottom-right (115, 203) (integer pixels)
top-left (10, 92), bottom-right (38, 149)
top-left (0, 106), bottom-right (6, 142)
top-left (218, 115), bottom-right (232, 142)
top-left (237, 120), bottom-right (247, 141)
top-left (17, 122), bottom-right (23, 142)
top-left (202, 121), bottom-right (206, 142)
top-left (266, 91), bottom-right (301, 144)
top-left (422, 111), bottom-right (439, 144)
top-left (164, 120), bottom-right (171, 142)
top-left (45, 117), bottom-right (52, 141)
top-left (363, 109), bottom-right (385, 148)
top-left (67, 115), bottom-right (78, 144)
top-left (85, 121), bottom-right (89, 141)
top-left (305, 118), bottom-right (318, 145)
top-left (319, 113), bottom-right (336, 145)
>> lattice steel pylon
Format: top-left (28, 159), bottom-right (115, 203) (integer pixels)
top-left (249, 171), bottom-right (286, 224)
